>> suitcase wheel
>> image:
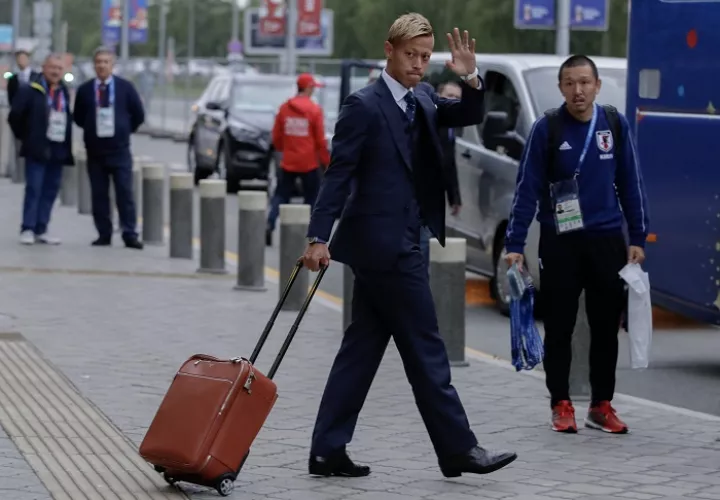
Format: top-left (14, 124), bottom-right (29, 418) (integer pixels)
top-left (163, 472), bottom-right (177, 486)
top-left (215, 474), bottom-right (235, 497)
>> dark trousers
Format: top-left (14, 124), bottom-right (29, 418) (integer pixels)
top-left (21, 160), bottom-right (63, 234)
top-left (87, 155), bottom-right (138, 241)
top-left (267, 168), bottom-right (321, 231)
top-left (310, 219), bottom-right (478, 459)
top-left (419, 225), bottom-right (431, 275)
top-left (539, 229), bottom-right (627, 406)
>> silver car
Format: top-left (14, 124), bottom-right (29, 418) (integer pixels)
top-left (364, 53), bottom-right (627, 313)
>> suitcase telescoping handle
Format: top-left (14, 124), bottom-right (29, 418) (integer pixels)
top-left (248, 258), bottom-right (328, 380)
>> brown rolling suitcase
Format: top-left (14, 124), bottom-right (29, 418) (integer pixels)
top-left (139, 261), bottom-right (327, 496)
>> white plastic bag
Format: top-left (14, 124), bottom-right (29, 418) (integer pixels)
top-left (619, 263), bottom-right (652, 369)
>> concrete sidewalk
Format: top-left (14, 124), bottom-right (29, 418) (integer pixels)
top-left (0, 179), bottom-right (719, 500)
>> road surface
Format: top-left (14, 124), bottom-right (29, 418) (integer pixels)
top-left (129, 133), bottom-right (720, 418)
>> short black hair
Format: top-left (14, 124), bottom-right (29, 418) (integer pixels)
top-left (14, 49), bottom-right (29, 57)
top-left (558, 54), bottom-right (598, 81)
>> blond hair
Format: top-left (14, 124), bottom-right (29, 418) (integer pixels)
top-left (387, 13), bottom-right (433, 45)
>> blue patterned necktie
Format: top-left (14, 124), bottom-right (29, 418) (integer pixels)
top-left (403, 92), bottom-right (416, 123)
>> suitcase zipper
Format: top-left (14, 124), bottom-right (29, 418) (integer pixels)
top-left (243, 368), bottom-right (255, 394)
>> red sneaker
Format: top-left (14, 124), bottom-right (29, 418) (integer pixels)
top-left (551, 400), bottom-right (577, 433)
top-left (585, 401), bottom-right (629, 434)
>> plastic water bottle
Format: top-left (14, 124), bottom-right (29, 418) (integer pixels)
top-left (506, 263), bottom-right (530, 301)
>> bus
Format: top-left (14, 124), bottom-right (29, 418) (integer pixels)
top-left (626, 0), bottom-right (720, 325)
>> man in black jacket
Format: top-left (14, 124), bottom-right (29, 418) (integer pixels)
top-left (8, 54), bottom-right (74, 245)
top-left (436, 81), bottom-right (462, 215)
top-left (6, 50), bottom-right (38, 106)
top-left (417, 80), bottom-right (463, 267)
top-left (73, 46), bottom-right (145, 249)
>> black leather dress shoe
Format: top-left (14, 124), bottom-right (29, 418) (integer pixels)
top-left (439, 445), bottom-right (517, 478)
top-left (308, 452), bottom-right (371, 477)
top-left (124, 239), bottom-right (144, 250)
top-left (91, 238), bottom-right (111, 246)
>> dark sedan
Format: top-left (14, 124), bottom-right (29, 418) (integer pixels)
top-left (188, 74), bottom-right (298, 192)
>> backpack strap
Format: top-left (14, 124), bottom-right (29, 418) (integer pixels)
top-left (545, 105), bottom-right (623, 181)
top-left (543, 107), bottom-right (562, 182)
top-left (600, 104), bottom-right (623, 158)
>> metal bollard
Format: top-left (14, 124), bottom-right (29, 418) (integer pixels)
top-left (197, 179), bottom-right (227, 274)
top-left (569, 291), bottom-right (591, 401)
top-left (234, 191), bottom-right (267, 291)
top-left (60, 165), bottom-right (77, 206)
top-left (142, 163), bottom-right (165, 245)
top-left (109, 176), bottom-right (118, 231)
top-left (133, 156), bottom-right (150, 222)
top-left (0, 108), bottom-right (8, 178)
top-left (342, 265), bottom-right (354, 331)
top-left (169, 173), bottom-right (194, 259)
top-left (11, 139), bottom-right (24, 184)
top-left (76, 151), bottom-right (92, 215)
top-left (429, 237), bottom-right (469, 367)
top-left (279, 204), bottom-right (310, 310)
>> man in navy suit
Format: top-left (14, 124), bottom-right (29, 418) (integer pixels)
top-left (73, 46), bottom-right (145, 249)
top-left (302, 13), bottom-right (517, 479)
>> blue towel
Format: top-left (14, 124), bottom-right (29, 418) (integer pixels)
top-left (509, 285), bottom-right (544, 372)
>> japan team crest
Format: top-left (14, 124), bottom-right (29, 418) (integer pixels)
top-left (595, 130), bottom-right (613, 153)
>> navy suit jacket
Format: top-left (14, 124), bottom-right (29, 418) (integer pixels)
top-left (307, 75), bottom-right (484, 270)
top-left (73, 76), bottom-right (145, 160)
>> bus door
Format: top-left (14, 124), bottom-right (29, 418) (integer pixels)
top-left (626, 0), bottom-right (720, 324)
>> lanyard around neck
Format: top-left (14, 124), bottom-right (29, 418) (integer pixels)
top-left (95, 79), bottom-right (115, 107)
top-left (574, 103), bottom-right (597, 179)
top-left (42, 79), bottom-right (64, 112)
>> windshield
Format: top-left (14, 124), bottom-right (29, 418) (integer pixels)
top-left (524, 66), bottom-right (627, 117)
top-left (230, 82), bottom-right (296, 112)
top-left (318, 76), bottom-right (369, 132)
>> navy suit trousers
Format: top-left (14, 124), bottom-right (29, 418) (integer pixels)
top-left (310, 216), bottom-right (478, 459)
top-left (87, 153), bottom-right (138, 241)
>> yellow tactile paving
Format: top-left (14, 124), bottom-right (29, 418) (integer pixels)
top-left (0, 334), bottom-right (187, 500)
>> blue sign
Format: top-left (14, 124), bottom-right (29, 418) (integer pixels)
top-left (101, 0), bottom-right (148, 46)
top-left (101, 0), bottom-right (121, 45)
top-left (514, 0), bottom-right (556, 30)
top-left (514, 0), bottom-right (609, 31)
top-left (129, 0), bottom-right (149, 44)
top-left (0, 25), bottom-right (12, 51)
top-left (570, 0), bottom-right (609, 31)
top-left (243, 8), bottom-right (333, 56)
top-left (227, 39), bottom-right (243, 54)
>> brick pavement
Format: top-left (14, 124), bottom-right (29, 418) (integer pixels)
top-left (0, 178), bottom-right (719, 499)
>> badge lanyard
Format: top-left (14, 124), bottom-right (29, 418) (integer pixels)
top-left (42, 78), bottom-right (65, 112)
top-left (94, 80), bottom-right (115, 108)
top-left (573, 103), bottom-right (597, 179)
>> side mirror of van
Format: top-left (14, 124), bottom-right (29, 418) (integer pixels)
top-left (482, 111), bottom-right (524, 160)
top-left (482, 111), bottom-right (511, 143)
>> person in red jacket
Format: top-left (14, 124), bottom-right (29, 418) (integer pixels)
top-left (266, 73), bottom-right (330, 246)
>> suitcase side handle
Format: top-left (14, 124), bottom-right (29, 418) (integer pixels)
top-left (267, 262), bottom-right (328, 379)
top-left (248, 259), bottom-right (327, 367)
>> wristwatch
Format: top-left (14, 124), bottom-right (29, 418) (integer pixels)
top-left (461, 68), bottom-right (479, 82)
top-left (308, 237), bottom-right (325, 245)
top-left (461, 68), bottom-right (482, 89)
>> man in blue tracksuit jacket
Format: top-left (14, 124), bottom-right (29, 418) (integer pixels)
top-left (504, 55), bottom-right (649, 435)
top-left (73, 46), bottom-right (145, 249)
top-left (8, 54), bottom-right (74, 245)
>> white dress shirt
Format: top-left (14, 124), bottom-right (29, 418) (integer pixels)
top-left (17, 67), bottom-right (32, 82)
top-left (381, 69), bottom-right (414, 113)
top-left (380, 67), bottom-right (482, 113)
